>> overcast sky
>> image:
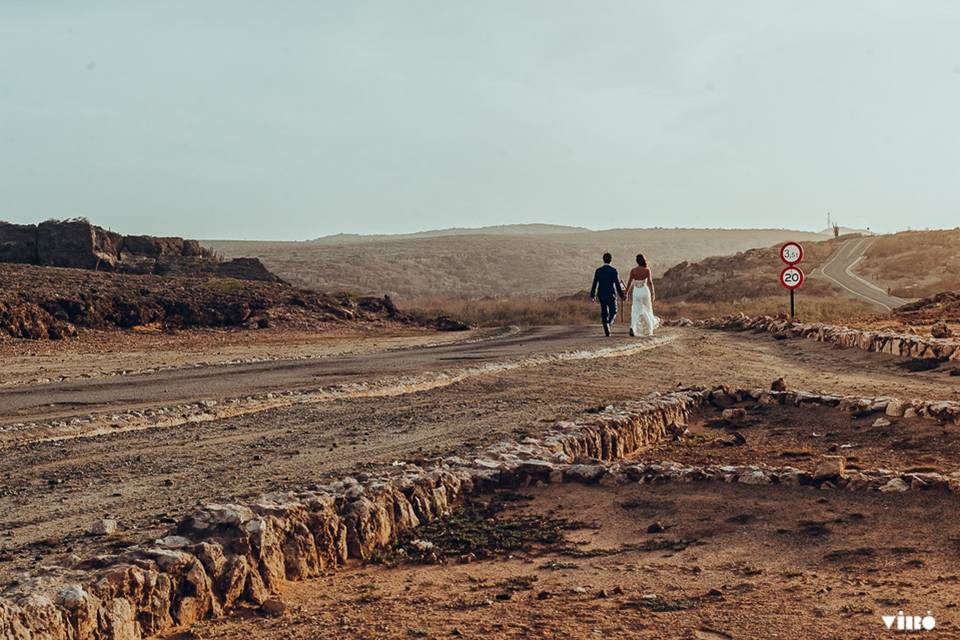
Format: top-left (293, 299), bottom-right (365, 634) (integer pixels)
top-left (2, 2), bottom-right (959, 239)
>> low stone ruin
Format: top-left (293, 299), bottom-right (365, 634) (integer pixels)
top-left (0, 219), bottom-right (279, 282)
top-left (671, 314), bottom-right (960, 362)
top-left (3, 383), bottom-right (960, 638)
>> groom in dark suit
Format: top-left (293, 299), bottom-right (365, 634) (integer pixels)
top-left (590, 252), bottom-right (626, 337)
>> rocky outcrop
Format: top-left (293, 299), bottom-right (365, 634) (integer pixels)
top-left (670, 314), bottom-right (960, 362)
top-left (4, 384), bottom-right (959, 638)
top-left (0, 263), bottom-right (423, 339)
top-left (0, 222), bottom-right (38, 264)
top-left (0, 219), bottom-right (280, 282)
top-left (894, 291), bottom-right (960, 324)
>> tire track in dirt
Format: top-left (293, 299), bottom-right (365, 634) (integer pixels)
top-left (4, 334), bottom-right (675, 446)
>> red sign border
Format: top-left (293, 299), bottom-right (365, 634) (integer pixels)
top-left (779, 242), bottom-right (804, 265)
top-left (780, 265), bottom-right (805, 290)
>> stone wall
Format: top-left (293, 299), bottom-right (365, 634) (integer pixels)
top-left (3, 386), bottom-right (958, 639)
top-left (670, 314), bottom-right (960, 361)
top-left (0, 392), bottom-right (698, 639)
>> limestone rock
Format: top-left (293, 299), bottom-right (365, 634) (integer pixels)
top-left (91, 518), bottom-right (118, 535)
top-left (931, 321), bottom-right (953, 339)
top-left (721, 408), bottom-right (747, 425)
top-left (885, 400), bottom-right (905, 417)
top-left (563, 464), bottom-right (608, 484)
top-left (879, 477), bottom-right (909, 493)
top-left (813, 456), bottom-right (846, 481)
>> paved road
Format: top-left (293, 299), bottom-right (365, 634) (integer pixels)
top-left (0, 325), bottom-right (646, 426)
top-left (816, 237), bottom-right (910, 311)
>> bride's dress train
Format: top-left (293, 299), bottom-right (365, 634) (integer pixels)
top-left (630, 283), bottom-right (660, 336)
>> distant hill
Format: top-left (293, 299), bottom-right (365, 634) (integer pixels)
top-left (817, 226), bottom-right (873, 236)
top-left (658, 236), bottom-right (846, 303)
top-left (656, 228), bottom-right (960, 305)
top-left (311, 224), bottom-right (590, 244)
top-left (205, 227), bottom-right (826, 299)
top-left (857, 229), bottom-right (960, 298)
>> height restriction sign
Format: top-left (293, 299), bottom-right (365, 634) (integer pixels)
top-left (780, 242), bottom-right (803, 265)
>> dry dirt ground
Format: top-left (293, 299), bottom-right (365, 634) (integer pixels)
top-left (0, 326), bottom-right (473, 388)
top-left (2, 322), bottom-right (959, 637)
top-left (182, 481), bottom-right (960, 639)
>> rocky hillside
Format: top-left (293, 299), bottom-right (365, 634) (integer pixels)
top-left (206, 228), bottom-right (827, 299)
top-left (657, 236), bottom-right (848, 302)
top-left (0, 219), bottom-right (279, 282)
top-left (0, 263), bottom-right (447, 340)
top-left (857, 229), bottom-right (960, 298)
top-left (894, 291), bottom-right (960, 325)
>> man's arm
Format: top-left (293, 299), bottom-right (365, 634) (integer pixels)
top-left (590, 270), bottom-right (599, 300)
top-left (614, 270), bottom-right (625, 299)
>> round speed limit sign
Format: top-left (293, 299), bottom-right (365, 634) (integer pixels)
top-left (780, 242), bottom-right (804, 265)
top-left (780, 266), bottom-right (804, 290)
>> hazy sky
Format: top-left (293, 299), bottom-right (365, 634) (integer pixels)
top-left (2, 2), bottom-right (959, 239)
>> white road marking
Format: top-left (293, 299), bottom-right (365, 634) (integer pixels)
top-left (817, 238), bottom-right (902, 311)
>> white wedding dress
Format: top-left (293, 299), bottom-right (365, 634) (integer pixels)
top-left (630, 281), bottom-right (660, 337)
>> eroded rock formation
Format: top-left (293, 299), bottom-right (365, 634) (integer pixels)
top-left (0, 219), bottom-right (279, 282)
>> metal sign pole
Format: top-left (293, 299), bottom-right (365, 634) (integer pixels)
top-left (790, 289), bottom-right (795, 320)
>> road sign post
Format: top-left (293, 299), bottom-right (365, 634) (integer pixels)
top-left (779, 243), bottom-right (804, 320)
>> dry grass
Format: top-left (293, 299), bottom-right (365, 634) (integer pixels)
top-left (204, 228), bottom-right (827, 299)
top-left (657, 296), bottom-right (878, 324)
top-left (403, 295), bottom-right (878, 327)
top-left (859, 229), bottom-right (960, 297)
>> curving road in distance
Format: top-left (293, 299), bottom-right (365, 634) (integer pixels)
top-left (815, 237), bottom-right (910, 311)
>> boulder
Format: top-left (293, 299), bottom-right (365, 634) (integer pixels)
top-left (91, 518), bottom-right (118, 535)
top-left (436, 315), bottom-right (470, 332)
top-left (813, 456), bottom-right (846, 481)
top-left (563, 464), bottom-right (608, 484)
top-left (721, 408), bottom-right (747, 425)
top-left (879, 477), bottom-right (909, 493)
top-left (931, 321), bottom-right (953, 339)
top-left (885, 399), bottom-right (906, 417)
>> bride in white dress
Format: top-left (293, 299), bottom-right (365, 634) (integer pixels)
top-left (625, 253), bottom-right (660, 337)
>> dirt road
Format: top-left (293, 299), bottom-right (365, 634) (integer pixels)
top-left (2, 324), bottom-right (958, 583)
top-left (816, 237), bottom-right (911, 310)
top-left (0, 325), bottom-right (665, 428)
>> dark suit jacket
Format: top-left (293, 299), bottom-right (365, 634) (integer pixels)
top-left (591, 264), bottom-right (624, 300)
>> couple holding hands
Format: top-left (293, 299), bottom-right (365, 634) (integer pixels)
top-left (589, 252), bottom-right (659, 338)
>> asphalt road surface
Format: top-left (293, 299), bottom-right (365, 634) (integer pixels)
top-left (816, 237), bottom-right (910, 311)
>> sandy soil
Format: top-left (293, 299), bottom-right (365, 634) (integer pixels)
top-left (636, 403), bottom-right (960, 477)
top-left (2, 326), bottom-right (957, 582)
top-left (177, 481), bottom-right (960, 639)
top-left (0, 325), bottom-right (476, 387)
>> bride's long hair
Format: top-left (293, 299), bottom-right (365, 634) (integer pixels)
top-left (636, 254), bottom-right (647, 267)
